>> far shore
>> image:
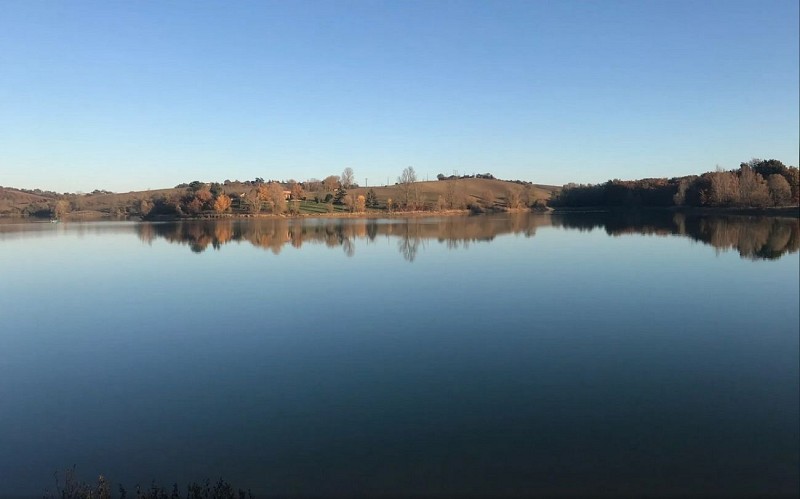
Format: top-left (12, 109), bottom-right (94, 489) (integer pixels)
top-left (549, 205), bottom-right (800, 218)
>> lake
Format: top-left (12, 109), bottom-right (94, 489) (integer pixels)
top-left (1, 212), bottom-right (798, 497)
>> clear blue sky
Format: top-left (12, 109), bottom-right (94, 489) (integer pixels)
top-left (1, 0), bottom-right (797, 193)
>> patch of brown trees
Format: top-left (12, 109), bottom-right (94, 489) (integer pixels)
top-left (552, 159), bottom-right (799, 209)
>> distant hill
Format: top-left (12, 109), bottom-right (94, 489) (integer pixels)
top-left (0, 187), bottom-right (56, 217)
top-left (0, 178), bottom-right (560, 219)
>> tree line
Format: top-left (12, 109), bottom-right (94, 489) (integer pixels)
top-left (130, 167), bottom-right (374, 218)
top-left (551, 159), bottom-right (799, 209)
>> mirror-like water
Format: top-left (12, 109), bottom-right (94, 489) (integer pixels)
top-left (1, 213), bottom-right (798, 496)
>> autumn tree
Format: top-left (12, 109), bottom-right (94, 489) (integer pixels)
top-left (323, 175), bottom-right (340, 194)
top-left (53, 200), bottom-right (70, 219)
top-left (355, 194), bottom-right (366, 213)
top-left (289, 181), bottom-right (304, 201)
top-left (785, 167), bottom-right (800, 203)
top-left (138, 198), bottom-right (153, 217)
top-left (703, 171), bottom-right (739, 206)
top-left (738, 165), bottom-right (770, 207)
top-left (768, 174), bottom-right (792, 206)
top-left (194, 187), bottom-right (214, 209)
top-left (343, 193), bottom-right (356, 212)
top-left (213, 193), bottom-right (232, 213)
top-left (185, 197), bottom-right (203, 215)
top-left (262, 182), bottom-right (287, 214)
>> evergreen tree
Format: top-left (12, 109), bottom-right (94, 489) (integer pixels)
top-left (366, 189), bottom-right (378, 208)
top-left (334, 185), bottom-right (347, 204)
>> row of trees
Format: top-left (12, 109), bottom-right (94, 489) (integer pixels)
top-left (147, 167), bottom-right (372, 218)
top-left (552, 159), bottom-right (799, 209)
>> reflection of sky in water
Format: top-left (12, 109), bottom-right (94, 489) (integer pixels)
top-left (0, 214), bottom-right (798, 496)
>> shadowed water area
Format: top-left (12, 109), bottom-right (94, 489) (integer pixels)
top-left (1, 213), bottom-right (798, 497)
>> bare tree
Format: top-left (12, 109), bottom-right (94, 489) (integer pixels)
top-left (305, 178), bottom-right (322, 192)
top-left (341, 167), bottom-right (355, 189)
top-left (398, 166), bottom-right (417, 184)
top-left (246, 188), bottom-right (262, 213)
top-left (397, 166), bottom-right (418, 209)
top-left (444, 180), bottom-right (467, 209)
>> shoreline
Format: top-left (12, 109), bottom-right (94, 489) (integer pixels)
top-left (3, 204), bottom-right (798, 223)
top-left (549, 205), bottom-right (799, 218)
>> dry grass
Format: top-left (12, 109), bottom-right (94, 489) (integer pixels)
top-left (349, 178), bottom-right (558, 205)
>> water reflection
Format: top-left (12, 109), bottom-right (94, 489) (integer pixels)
top-left (1, 213), bottom-right (796, 261)
top-left (133, 213), bottom-right (798, 261)
top-left (135, 215), bottom-right (540, 261)
top-left (550, 211), bottom-right (800, 260)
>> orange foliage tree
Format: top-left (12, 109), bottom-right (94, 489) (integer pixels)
top-left (213, 194), bottom-right (232, 213)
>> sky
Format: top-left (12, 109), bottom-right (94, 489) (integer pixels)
top-left (0, 0), bottom-right (798, 193)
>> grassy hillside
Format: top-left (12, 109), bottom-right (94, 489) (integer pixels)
top-left (0, 187), bottom-right (55, 217)
top-left (1, 179), bottom-right (560, 219)
top-left (349, 178), bottom-right (556, 206)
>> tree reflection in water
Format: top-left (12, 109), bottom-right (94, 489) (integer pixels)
top-left (134, 212), bottom-right (799, 261)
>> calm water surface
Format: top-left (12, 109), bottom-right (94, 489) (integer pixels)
top-left (1, 213), bottom-right (798, 496)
